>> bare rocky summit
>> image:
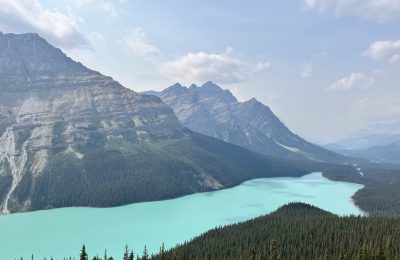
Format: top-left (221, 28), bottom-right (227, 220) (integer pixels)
top-left (146, 82), bottom-right (345, 162)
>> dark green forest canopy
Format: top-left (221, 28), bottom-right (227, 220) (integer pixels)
top-left (159, 203), bottom-right (400, 260)
top-left (322, 162), bottom-right (400, 216)
top-left (21, 133), bottom-right (321, 212)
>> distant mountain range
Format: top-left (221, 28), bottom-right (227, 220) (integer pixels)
top-left (145, 82), bottom-right (345, 163)
top-left (354, 142), bottom-right (400, 164)
top-left (0, 33), bottom-right (314, 213)
top-left (325, 142), bottom-right (400, 164)
top-left (324, 125), bottom-right (400, 164)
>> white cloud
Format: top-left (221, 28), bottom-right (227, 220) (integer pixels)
top-left (326, 72), bottom-right (375, 92)
top-left (364, 39), bottom-right (400, 63)
top-left (300, 60), bottom-right (314, 78)
top-left (124, 28), bottom-right (161, 57)
top-left (302, 0), bottom-right (400, 22)
top-left (0, 0), bottom-right (88, 49)
top-left (161, 48), bottom-right (271, 85)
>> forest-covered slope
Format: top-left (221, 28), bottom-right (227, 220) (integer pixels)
top-left (0, 33), bottom-right (314, 213)
top-left (160, 203), bottom-right (400, 260)
top-left (28, 133), bottom-right (315, 211)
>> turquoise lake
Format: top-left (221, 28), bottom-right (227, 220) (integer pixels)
top-left (0, 172), bottom-right (364, 259)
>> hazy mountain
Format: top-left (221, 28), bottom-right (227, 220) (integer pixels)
top-left (324, 123), bottom-right (400, 163)
top-left (347, 142), bottom-right (400, 164)
top-left (145, 82), bottom-right (345, 163)
top-left (326, 121), bottom-right (400, 151)
top-left (0, 33), bottom-right (312, 213)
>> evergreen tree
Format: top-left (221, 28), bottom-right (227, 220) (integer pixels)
top-left (377, 244), bottom-right (385, 260)
top-left (171, 248), bottom-right (182, 260)
top-left (159, 244), bottom-right (166, 260)
top-left (129, 251), bottom-right (134, 260)
top-left (249, 248), bottom-right (256, 260)
top-left (269, 240), bottom-right (279, 260)
top-left (338, 247), bottom-right (347, 260)
top-left (384, 237), bottom-right (393, 260)
top-left (123, 245), bottom-right (130, 260)
top-left (80, 245), bottom-right (88, 260)
top-left (141, 246), bottom-right (149, 260)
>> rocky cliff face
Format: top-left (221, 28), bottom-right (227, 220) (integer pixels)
top-left (0, 33), bottom-right (312, 213)
top-left (0, 33), bottom-right (184, 213)
top-left (146, 82), bottom-right (345, 162)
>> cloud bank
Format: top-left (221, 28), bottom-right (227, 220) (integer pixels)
top-left (364, 39), bottom-right (400, 63)
top-left (0, 0), bottom-right (88, 49)
top-left (124, 27), bottom-right (161, 57)
top-left (327, 72), bottom-right (375, 92)
top-left (161, 48), bottom-right (271, 84)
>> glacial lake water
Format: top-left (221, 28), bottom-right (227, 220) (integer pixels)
top-left (0, 172), bottom-right (364, 259)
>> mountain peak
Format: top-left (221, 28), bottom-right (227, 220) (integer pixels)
top-left (0, 32), bottom-right (100, 91)
top-left (164, 83), bottom-right (187, 95)
top-left (244, 97), bottom-right (270, 110)
top-left (167, 83), bottom-right (185, 91)
top-left (201, 81), bottom-right (222, 90)
top-left (247, 97), bottom-right (259, 103)
top-left (150, 82), bottom-right (345, 163)
top-left (0, 32), bottom-right (50, 45)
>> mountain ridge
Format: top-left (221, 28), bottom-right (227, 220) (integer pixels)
top-left (144, 82), bottom-right (346, 163)
top-left (0, 33), bottom-right (316, 214)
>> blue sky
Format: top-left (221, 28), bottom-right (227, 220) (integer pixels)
top-left (0, 0), bottom-right (399, 143)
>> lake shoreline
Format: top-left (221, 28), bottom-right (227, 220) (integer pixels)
top-left (0, 172), bottom-right (364, 259)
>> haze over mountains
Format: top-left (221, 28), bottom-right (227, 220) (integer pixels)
top-left (325, 124), bottom-right (400, 164)
top-left (146, 82), bottom-right (345, 163)
top-left (0, 33), bottom-right (314, 214)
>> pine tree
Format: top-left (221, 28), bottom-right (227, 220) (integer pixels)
top-left (123, 245), bottom-right (130, 260)
top-left (171, 248), bottom-right (182, 260)
top-left (338, 247), bottom-right (347, 260)
top-left (250, 248), bottom-right (256, 260)
top-left (377, 244), bottom-right (385, 260)
top-left (129, 251), bottom-right (134, 260)
top-left (104, 249), bottom-right (107, 260)
top-left (80, 245), bottom-right (88, 260)
top-left (159, 243), bottom-right (166, 260)
top-left (142, 246), bottom-right (149, 260)
top-left (269, 240), bottom-right (279, 260)
top-left (384, 237), bottom-right (393, 260)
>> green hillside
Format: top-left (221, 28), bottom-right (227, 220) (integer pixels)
top-left (160, 203), bottom-right (400, 260)
top-left (26, 133), bottom-right (314, 211)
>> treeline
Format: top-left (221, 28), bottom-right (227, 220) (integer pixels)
top-left (19, 133), bottom-right (313, 212)
top-left (163, 203), bottom-right (400, 259)
top-left (20, 203), bottom-right (400, 260)
top-left (322, 162), bottom-right (400, 216)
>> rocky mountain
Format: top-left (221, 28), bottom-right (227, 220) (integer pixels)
top-left (145, 82), bottom-right (345, 162)
top-left (0, 33), bottom-right (313, 213)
